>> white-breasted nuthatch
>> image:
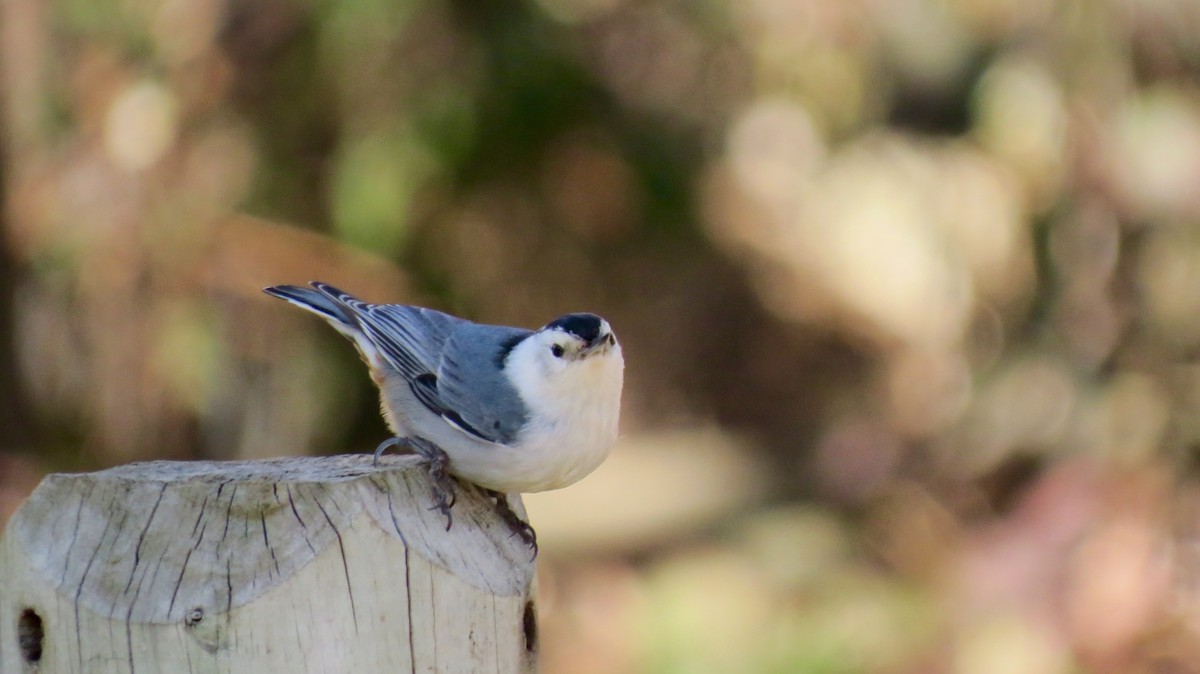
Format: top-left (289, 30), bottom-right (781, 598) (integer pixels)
top-left (263, 281), bottom-right (624, 548)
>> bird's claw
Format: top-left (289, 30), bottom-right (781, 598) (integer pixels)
top-left (512, 521), bottom-right (538, 557)
top-left (428, 497), bottom-right (455, 531)
top-left (483, 488), bottom-right (538, 557)
top-left (373, 436), bottom-right (406, 466)
top-left (413, 439), bottom-right (457, 531)
top-left (376, 437), bottom-right (532, 549)
top-left (426, 470), bottom-right (457, 531)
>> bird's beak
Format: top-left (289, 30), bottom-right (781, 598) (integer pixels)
top-left (581, 333), bottom-right (614, 356)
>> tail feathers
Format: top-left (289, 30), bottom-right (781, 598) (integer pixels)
top-left (309, 281), bottom-right (367, 311)
top-left (264, 282), bottom-right (390, 370)
top-left (262, 284), bottom-right (357, 328)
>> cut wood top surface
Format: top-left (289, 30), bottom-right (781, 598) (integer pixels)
top-left (8, 454), bottom-right (535, 625)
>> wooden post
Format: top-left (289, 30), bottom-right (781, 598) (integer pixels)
top-left (0, 455), bottom-right (538, 673)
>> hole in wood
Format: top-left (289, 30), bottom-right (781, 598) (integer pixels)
top-left (185, 606), bottom-right (204, 627)
top-left (18, 608), bottom-right (44, 663)
top-left (522, 600), bottom-right (538, 653)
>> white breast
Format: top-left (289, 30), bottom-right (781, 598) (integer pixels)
top-left (480, 339), bottom-right (625, 492)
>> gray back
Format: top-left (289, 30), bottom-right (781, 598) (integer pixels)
top-left (306, 282), bottom-right (537, 445)
top-left (434, 322), bottom-right (531, 445)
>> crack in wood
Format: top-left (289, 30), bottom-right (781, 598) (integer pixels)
top-left (285, 485), bottom-right (319, 557)
top-left (126, 607), bottom-right (136, 674)
top-left (386, 487), bottom-right (408, 546)
top-left (404, 547), bottom-right (416, 674)
top-left (217, 483), bottom-right (238, 553)
top-left (314, 497), bottom-right (358, 634)
top-left (126, 484), bottom-right (167, 594)
top-left (168, 546), bottom-right (195, 617)
top-left (62, 484), bottom-right (89, 583)
top-left (190, 495), bottom-right (208, 536)
top-left (260, 511), bottom-right (281, 578)
top-left (75, 514), bottom-right (113, 673)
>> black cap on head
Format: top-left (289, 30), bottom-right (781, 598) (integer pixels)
top-left (545, 313), bottom-right (604, 344)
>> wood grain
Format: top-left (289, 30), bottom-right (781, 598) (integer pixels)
top-left (0, 454), bottom-right (538, 673)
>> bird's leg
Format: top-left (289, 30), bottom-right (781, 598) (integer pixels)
top-left (482, 488), bottom-right (538, 556)
top-left (408, 438), bottom-right (458, 531)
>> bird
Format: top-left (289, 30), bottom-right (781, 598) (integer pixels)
top-left (263, 281), bottom-right (624, 550)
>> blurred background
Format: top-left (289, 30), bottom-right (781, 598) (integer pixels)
top-left (2, 0), bottom-right (1200, 671)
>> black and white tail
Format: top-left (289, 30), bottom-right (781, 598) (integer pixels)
top-left (262, 282), bottom-right (388, 370)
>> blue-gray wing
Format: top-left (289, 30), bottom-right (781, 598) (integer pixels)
top-left (312, 282), bottom-right (531, 446)
top-left (428, 322), bottom-right (532, 445)
top-left (364, 304), bottom-right (464, 378)
top-left (313, 282), bottom-right (464, 380)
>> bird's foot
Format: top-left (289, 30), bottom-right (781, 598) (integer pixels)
top-left (483, 488), bottom-right (538, 557)
top-left (426, 463), bottom-right (458, 531)
top-left (409, 438), bottom-right (458, 531)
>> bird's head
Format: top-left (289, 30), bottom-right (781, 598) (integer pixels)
top-left (504, 312), bottom-right (624, 412)
top-left (537, 313), bottom-right (618, 362)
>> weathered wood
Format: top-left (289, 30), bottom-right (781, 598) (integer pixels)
top-left (0, 454), bottom-right (538, 673)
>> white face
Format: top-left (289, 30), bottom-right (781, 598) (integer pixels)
top-left (531, 320), bottom-right (617, 371)
top-left (505, 317), bottom-right (624, 406)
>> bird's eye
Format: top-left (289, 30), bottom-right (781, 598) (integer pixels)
top-left (551, 344), bottom-right (565, 358)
